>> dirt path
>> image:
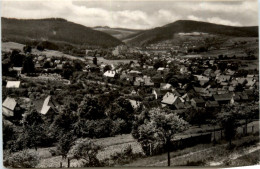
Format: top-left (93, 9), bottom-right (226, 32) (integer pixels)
top-left (208, 143), bottom-right (260, 166)
top-left (149, 141), bottom-right (260, 167)
top-left (149, 144), bottom-right (227, 166)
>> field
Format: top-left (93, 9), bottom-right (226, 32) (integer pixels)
top-left (32, 134), bottom-right (142, 168)
top-left (85, 56), bottom-right (137, 65)
top-left (125, 135), bottom-right (260, 167)
top-left (18, 120), bottom-right (255, 168)
top-left (2, 42), bottom-right (85, 61)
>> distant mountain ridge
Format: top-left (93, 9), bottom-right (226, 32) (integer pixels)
top-left (125, 20), bottom-right (258, 46)
top-left (1, 17), bottom-right (123, 48)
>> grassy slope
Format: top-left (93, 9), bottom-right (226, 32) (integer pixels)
top-left (2, 17), bottom-right (122, 47)
top-left (126, 20), bottom-right (258, 46)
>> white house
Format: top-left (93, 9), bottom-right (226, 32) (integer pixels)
top-left (104, 70), bottom-right (116, 78)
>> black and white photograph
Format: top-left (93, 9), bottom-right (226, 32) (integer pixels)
top-left (1, 0), bottom-right (260, 168)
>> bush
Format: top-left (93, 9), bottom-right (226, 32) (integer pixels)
top-left (109, 145), bottom-right (143, 166)
top-left (4, 150), bottom-right (40, 168)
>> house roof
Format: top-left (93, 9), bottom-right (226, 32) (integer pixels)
top-left (2, 97), bottom-right (17, 111)
top-left (191, 97), bottom-right (205, 104)
top-left (128, 99), bottom-right (140, 109)
top-left (161, 92), bottom-right (179, 105)
top-left (236, 78), bottom-right (247, 84)
top-left (205, 101), bottom-right (219, 107)
top-left (144, 77), bottom-right (154, 86)
top-left (160, 83), bottom-right (172, 90)
top-left (236, 92), bottom-right (249, 100)
top-left (40, 96), bottom-right (52, 115)
top-left (6, 81), bottom-right (20, 88)
top-left (213, 93), bottom-right (232, 101)
top-left (216, 75), bottom-right (231, 82)
top-left (13, 67), bottom-right (22, 71)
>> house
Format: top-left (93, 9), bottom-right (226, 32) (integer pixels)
top-left (130, 90), bottom-right (137, 95)
top-left (13, 67), bottom-right (23, 75)
top-left (128, 99), bottom-right (141, 109)
top-left (236, 78), bottom-right (247, 85)
top-left (143, 76), bottom-right (154, 86)
top-left (161, 92), bottom-right (182, 107)
top-left (160, 83), bottom-right (172, 90)
top-left (204, 69), bottom-right (213, 77)
top-left (104, 70), bottom-right (116, 78)
top-left (245, 77), bottom-right (256, 87)
top-left (2, 97), bottom-right (19, 117)
top-left (130, 62), bottom-right (141, 68)
top-left (213, 93), bottom-right (233, 104)
top-left (194, 75), bottom-right (209, 86)
top-left (205, 101), bottom-right (219, 108)
top-left (129, 70), bottom-right (142, 75)
top-left (216, 75), bottom-right (231, 83)
top-left (191, 97), bottom-right (205, 107)
top-left (134, 77), bottom-right (144, 86)
top-left (6, 81), bottom-right (21, 88)
top-left (157, 67), bottom-right (165, 71)
top-left (230, 79), bottom-right (239, 87)
top-left (225, 69), bottom-right (235, 76)
top-left (40, 96), bottom-right (58, 117)
top-left (56, 64), bottom-right (63, 70)
top-left (120, 74), bottom-right (134, 82)
top-left (152, 89), bottom-right (171, 100)
top-left (180, 66), bottom-right (188, 74)
top-left (214, 70), bottom-right (221, 77)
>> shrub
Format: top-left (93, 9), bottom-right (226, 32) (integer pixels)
top-left (109, 145), bottom-right (144, 166)
top-left (4, 150), bottom-right (40, 168)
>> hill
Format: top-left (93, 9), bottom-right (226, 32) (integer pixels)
top-left (125, 20), bottom-right (258, 46)
top-left (1, 17), bottom-right (123, 48)
top-left (93, 26), bottom-right (143, 40)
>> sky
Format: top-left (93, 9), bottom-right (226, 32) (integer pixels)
top-left (1, 0), bottom-right (259, 29)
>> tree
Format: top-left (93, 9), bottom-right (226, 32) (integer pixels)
top-left (93, 56), bottom-right (97, 65)
top-left (185, 108), bottom-right (208, 127)
top-left (153, 60), bottom-right (166, 69)
top-left (51, 106), bottom-right (78, 133)
top-left (237, 103), bottom-right (258, 135)
top-left (43, 61), bottom-right (52, 68)
top-left (68, 138), bottom-right (103, 167)
top-left (23, 45), bottom-right (32, 53)
top-left (73, 60), bottom-right (83, 71)
top-left (3, 123), bottom-right (16, 149)
top-left (77, 97), bottom-right (105, 120)
top-left (19, 108), bottom-right (47, 151)
top-left (103, 65), bottom-right (111, 72)
top-left (133, 108), bottom-right (188, 166)
top-left (10, 50), bottom-right (25, 67)
top-left (106, 97), bottom-right (134, 133)
top-left (57, 132), bottom-right (75, 159)
top-left (218, 108), bottom-right (238, 148)
top-left (22, 55), bottom-right (35, 75)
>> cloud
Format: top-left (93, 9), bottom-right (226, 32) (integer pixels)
top-left (207, 17), bottom-right (242, 27)
top-left (1, 0), bottom-right (258, 29)
top-left (187, 15), bottom-right (242, 26)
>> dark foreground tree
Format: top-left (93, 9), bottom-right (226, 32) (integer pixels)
top-left (218, 110), bottom-right (238, 148)
top-left (22, 55), bottom-right (35, 75)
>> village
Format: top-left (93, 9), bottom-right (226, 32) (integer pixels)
top-left (2, 36), bottom-right (259, 167)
